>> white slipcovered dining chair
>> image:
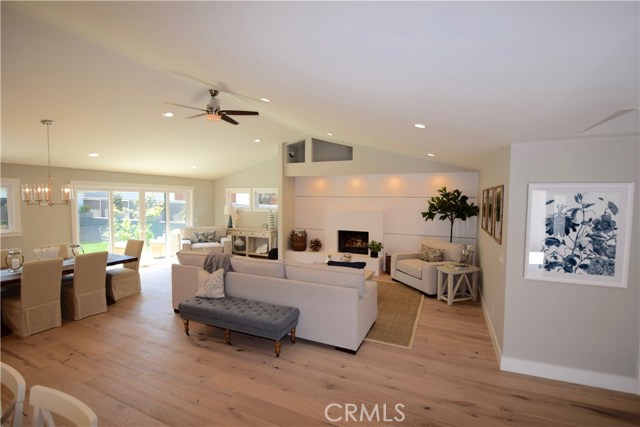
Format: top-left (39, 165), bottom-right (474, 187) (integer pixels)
top-left (1, 362), bottom-right (26, 427)
top-left (1, 258), bottom-right (63, 337)
top-left (34, 244), bottom-right (69, 260)
top-left (61, 252), bottom-right (108, 320)
top-left (29, 385), bottom-right (97, 427)
top-left (106, 239), bottom-right (144, 302)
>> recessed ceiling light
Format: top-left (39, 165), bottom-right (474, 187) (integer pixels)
top-left (327, 132), bottom-right (333, 136)
top-left (260, 98), bottom-right (271, 103)
top-left (191, 165), bottom-right (197, 169)
top-left (414, 123), bottom-right (427, 129)
top-left (254, 138), bottom-right (261, 143)
top-left (427, 153), bottom-right (435, 157)
top-left (162, 111), bottom-right (174, 118)
top-left (88, 152), bottom-right (99, 157)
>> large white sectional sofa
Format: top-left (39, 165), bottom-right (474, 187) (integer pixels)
top-left (180, 226), bottom-right (232, 253)
top-left (171, 251), bottom-right (378, 352)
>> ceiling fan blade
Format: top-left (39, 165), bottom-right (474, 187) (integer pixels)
top-left (185, 113), bottom-right (206, 119)
top-left (164, 101), bottom-right (207, 112)
top-left (220, 110), bottom-right (259, 116)
top-left (581, 108), bottom-right (636, 133)
top-left (220, 114), bottom-right (239, 125)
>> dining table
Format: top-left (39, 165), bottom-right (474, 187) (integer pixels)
top-left (0, 253), bottom-right (138, 337)
top-left (0, 253), bottom-right (138, 296)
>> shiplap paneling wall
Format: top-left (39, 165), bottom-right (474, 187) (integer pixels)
top-left (293, 172), bottom-right (479, 255)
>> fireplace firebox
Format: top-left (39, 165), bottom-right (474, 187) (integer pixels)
top-left (338, 230), bottom-right (369, 255)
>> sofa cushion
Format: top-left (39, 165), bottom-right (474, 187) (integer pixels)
top-left (419, 245), bottom-right (444, 262)
top-left (285, 261), bottom-right (365, 298)
top-left (397, 258), bottom-right (424, 279)
top-left (230, 256), bottom-right (285, 279)
top-left (177, 250), bottom-right (209, 267)
top-left (191, 242), bottom-right (223, 252)
top-left (182, 226), bottom-right (227, 241)
top-left (421, 238), bottom-right (463, 262)
top-left (196, 268), bottom-right (225, 298)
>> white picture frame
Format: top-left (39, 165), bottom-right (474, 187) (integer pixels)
top-left (524, 182), bottom-right (634, 288)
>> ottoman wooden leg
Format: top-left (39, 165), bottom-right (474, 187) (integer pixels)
top-left (290, 327), bottom-right (297, 343)
top-left (224, 329), bottom-right (232, 345)
top-left (274, 340), bottom-right (281, 357)
top-left (183, 319), bottom-right (190, 336)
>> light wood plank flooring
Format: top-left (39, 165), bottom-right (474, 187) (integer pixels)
top-left (2, 262), bottom-right (638, 426)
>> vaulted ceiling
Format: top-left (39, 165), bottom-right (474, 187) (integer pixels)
top-left (2, 1), bottom-right (638, 180)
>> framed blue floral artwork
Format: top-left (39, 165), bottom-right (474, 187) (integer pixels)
top-left (524, 182), bottom-right (634, 288)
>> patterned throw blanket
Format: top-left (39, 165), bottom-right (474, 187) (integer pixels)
top-left (203, 253), bottom-right (233, 274)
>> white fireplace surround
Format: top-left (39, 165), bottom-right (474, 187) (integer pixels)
top-left (325, 208), bottom-right (384, 253)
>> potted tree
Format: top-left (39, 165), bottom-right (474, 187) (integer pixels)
top-left (421, 187), bottom-right (479, 242)
top-left (368, 240), bottom-right (384, 258)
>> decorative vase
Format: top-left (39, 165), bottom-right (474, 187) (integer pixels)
top-left (70, 244), bottom-right (84, 258)
top-left (234, 238), bottom-right (246, 249)
top-left (5, 249), bottom-right (24, 271)
top-left (268, 210), bottom-right (275, 229)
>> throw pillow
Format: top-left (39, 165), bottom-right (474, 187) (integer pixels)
top-left (419, 245), bottom-right (444, 262)
top-left (193, 231), bottom-right (217, 243)
top-left (196, 268), bottom-right (225, 298)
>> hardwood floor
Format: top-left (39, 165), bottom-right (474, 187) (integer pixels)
top-left (2, 262), bottom-right (638, 426)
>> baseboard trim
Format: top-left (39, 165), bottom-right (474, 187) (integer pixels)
top-left (479, 294), bottom-right (638, 395)
top-left (500, 356), bottom-right (639, 395)
top-left (480, 294), bottom-right (502, 366)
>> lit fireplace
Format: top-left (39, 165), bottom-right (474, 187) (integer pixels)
top-left (338, 230), bottom-right (369, 255)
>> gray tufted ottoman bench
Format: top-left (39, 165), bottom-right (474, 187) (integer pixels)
top-left (179, 296), bottom-right (300, 357)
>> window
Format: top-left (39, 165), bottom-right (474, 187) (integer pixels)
top-left (0, 178), bottom-right (22, 237)
top-left (72, 181), bottom-right (192, 262)
top-left (226, 188), bottom-right (252, 210)
top-left (253, 188), bottom-right (278, 212)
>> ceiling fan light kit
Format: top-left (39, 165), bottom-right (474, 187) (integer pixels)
top-left (166, 89), bottom-right (259, 125)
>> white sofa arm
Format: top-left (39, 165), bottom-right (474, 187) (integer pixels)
top-left (390, 251), bottom-right (420, 277)
top-left (220, 236), bottom-right (232, 254)
top-left (181, 239), bottom-right (193, 251)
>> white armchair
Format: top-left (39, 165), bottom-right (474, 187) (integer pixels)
top-left (391, 238), bottom-right (466, 296)
top-left (180, 226), bottom-right (232, 254)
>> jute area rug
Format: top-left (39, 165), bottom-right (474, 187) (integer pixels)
top-left (365, 280), bottom-right (424, 349)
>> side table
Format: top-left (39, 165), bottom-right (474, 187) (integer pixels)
top-left (436, 264), bottom-right (480, 305)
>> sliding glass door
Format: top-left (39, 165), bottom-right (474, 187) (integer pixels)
top-left (77, 190), bottom-right (110, 253)
top-left (113, 191), bottom-right (141, 253)
top-left (73, 184), bottom-right (191, 264)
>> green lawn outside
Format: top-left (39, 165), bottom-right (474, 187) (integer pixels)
top-left (81, 241), bottom-right (109, 253)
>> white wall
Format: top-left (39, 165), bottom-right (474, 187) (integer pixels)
top-left (501, 137), bottom-right (639, 394)
top-left (477, 146), bottom-right (511, 361)
top-left (284, 136), bottom-right (471, 177)
top-left (293, 172), bottom-right (480, 255)
top-left (213, 157), bottom-right (279, 229)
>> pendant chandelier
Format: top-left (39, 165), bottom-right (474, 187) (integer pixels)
top-left (21, 119), bottom-right (73, 206)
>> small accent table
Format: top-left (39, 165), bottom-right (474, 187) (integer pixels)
top-left (436, 264), bottom-right (480, 305)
